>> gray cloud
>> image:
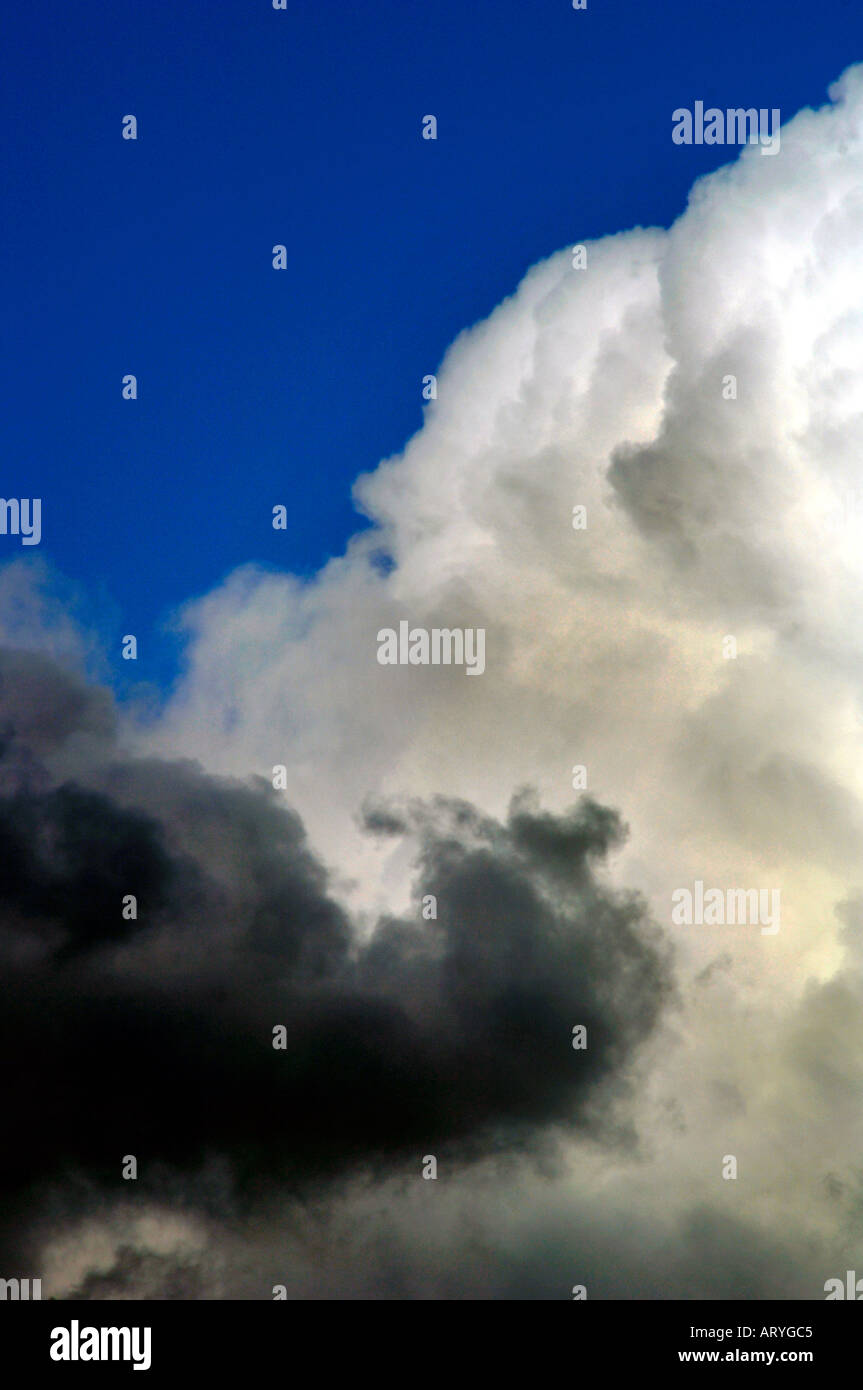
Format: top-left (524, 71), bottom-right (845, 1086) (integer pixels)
top-left (0, 648), bottom-right (673, 1292)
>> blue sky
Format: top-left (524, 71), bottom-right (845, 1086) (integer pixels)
top-left (3, 0), bottom-right (861, 689)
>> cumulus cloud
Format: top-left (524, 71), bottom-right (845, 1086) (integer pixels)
top-left (148, 70), bottom-right (863, 994)
top-left (6, 65), bottom-right (863, 1296)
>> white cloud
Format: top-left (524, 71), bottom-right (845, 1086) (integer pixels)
top-left (148, 66), bottom-right (863, 989)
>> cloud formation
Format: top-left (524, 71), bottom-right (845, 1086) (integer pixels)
top-left (7, 65), bottom-right (863, 1297)
top-left (0, 649), bottom-right (672, 1290)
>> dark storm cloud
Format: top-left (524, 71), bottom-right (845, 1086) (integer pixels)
top-left (0, 782), bottom-right (195, 956)
top-left (0, 648), bottom-right (673, 1266)
top-left (68, 1246), bottom-right (211, 1302)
